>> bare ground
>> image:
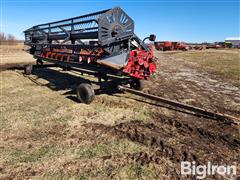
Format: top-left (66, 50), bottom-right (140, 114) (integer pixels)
top-left (0, 46), bottom-right (239, 179)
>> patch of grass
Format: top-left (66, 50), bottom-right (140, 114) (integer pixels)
top-left (10, 146), bottom-right (52, 163)
top-left (128, 163), bottom-right (144, 178)
top-left (201, 57), bottom-right (239, 79)
top-left (41, 171), bottom-right (77, 180)
top-left (117, 163), bottom-right (159, 179)
top-left (77, 144), bottom-right (109, 159)
top-left (39, 161), bottom-right (162, 179)
top-left (133, 104), bottom-right (151, 122)
top-left (76, 139), bottom-right (147, 159)
top-left (172, 50), bottom-right (240, 86)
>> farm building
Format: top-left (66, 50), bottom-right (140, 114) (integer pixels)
top-left (225, 37), bottom-right (240, 48)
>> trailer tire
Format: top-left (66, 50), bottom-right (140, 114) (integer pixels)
top-left (130, 79), bottom-right (144, 91)
top-left (62, 66), bottom-right (70, 71)
top-left (76, 83), bottom-right (95, 104)
top-left (24, 64), bottom-right (32, 75)
top-left (37, 59), bottom-right (43, 65)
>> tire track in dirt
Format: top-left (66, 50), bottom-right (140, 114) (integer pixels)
top-left (111, 121), bottom-right (200, 164)
top-left (83, 114), bottom-right (239, 168)
top-left (153, 114), bottom-right (240, 149)
top-left (81, 121), bottom-right (230, 179)
top-left (84, 122), bottom-right (198, 165)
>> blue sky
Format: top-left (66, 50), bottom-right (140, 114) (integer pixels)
top-left (1, 0), bottom-right (239, 42)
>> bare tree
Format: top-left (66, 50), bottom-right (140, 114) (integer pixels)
top-left (7, 34), bottom-right (17, 45)
top-left (0, 32), bottom-right (7, 42)
top-left (0, 32), bottom-right (17, 45)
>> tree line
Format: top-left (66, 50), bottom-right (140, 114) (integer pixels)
top-left (0, 32), bottom-right (18, 45)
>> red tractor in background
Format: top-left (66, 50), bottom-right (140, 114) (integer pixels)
top-left (154, 41), bottom-right (189, 51)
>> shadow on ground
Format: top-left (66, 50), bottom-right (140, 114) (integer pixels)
top-left (26, 67), bottom-right (121, 102)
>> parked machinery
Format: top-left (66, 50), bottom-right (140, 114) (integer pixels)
top-left (174, 42), bottom-right (189, 51)
top-left (24, 7), bottom-right (157, 104)
top-left (154, 41), bottom-right (164, 51)
top-left (154, 41), bottom-right (188, 51)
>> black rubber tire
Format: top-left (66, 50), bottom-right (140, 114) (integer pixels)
top-left (76, 83), bottom-right (95, 104)
top-left (24, 64), bottom-right (32, 75)
top-left (130, 79), bottom-right (145, 91)
top-left (36, 59), bottom-right (43, 65)
top-left (62, 66), bottom-right (71, 71)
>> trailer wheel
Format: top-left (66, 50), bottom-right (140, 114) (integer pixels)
top-left (130, 79), bottom-right (144, 91)
top-left (24, 64), bottom-right (32, 75)
top-left (76, 83), bottom-right (95, 104)
top-left (36, 59), bottom-right (43, 65)
top-left (62, 66), bottom-right (71, 71)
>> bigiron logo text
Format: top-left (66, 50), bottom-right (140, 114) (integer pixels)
top-left (181, 161), bottom-right (237, 179)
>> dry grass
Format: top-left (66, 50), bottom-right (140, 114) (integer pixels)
top-left (170, 50), bottom-right (240, 87)
top-left (0, 43), bottom-right (34, 64)
top-left (0, 68), bottom-right (155, 179)
top-left (0, 46), bottom-right (239, 179)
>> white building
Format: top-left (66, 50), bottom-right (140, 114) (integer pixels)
top-left (225, 37), bottom-right (240, 47)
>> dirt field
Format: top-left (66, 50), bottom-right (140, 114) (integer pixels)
top-left (0, 44), bottom-right (239, 179)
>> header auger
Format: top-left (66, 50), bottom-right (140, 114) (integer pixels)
top-left (24, 7), bottom-right (157, 104)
